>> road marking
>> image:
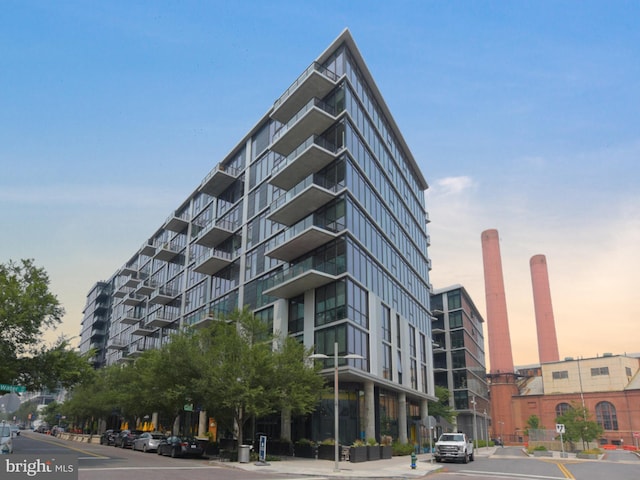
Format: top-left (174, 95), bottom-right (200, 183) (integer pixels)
top-left (460, 470), bottom-right (565, 479)
top-left (24, 435), bottom-right (108, 458)
top-left (555, 462), bottom-right (575, 479)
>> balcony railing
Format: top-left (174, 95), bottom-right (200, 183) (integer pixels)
top-left (272, 62), bottom-right (338, 123)
top-left (199, 163), bottom-right (241, 197)
top-left (272, 97), bottom-right (336, 146)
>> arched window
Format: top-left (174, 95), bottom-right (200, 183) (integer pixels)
top-left (596, 401), bottom-right (618, 430)
top-left (555, 402), bottom-right (571, 418)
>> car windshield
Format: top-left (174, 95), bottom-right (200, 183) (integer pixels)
top-left (440, 434), bottom-right (464, 442)
top-left (0, 426), bottom-right (10, 437)
top-left (151, 434), bottom-right (164, 439)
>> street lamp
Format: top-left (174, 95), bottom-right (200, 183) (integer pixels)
top-left (310, 341), bottom-right (363, 472)
top-left (470, 395), bottom-right (477, 450)
top-left (483, 409), bottom-right (488, 450)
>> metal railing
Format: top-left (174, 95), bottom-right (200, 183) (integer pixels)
top-left (273, 61), bottom-right (338, 111)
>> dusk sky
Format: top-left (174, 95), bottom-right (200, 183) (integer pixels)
top-left (2, 1), bottom-right (638, 367)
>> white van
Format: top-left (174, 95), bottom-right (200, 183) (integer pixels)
top-left (0, 423), bottom-right (13, 454)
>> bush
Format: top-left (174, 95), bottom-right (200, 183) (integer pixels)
top-left (320, 438), bottom-right (335, 445)
top-left (366, 437), bottom-right (378, 446)
top-left (392, 441), bottom-right (415, 456)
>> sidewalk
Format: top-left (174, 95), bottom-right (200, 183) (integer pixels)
top-left (211, 447), bottom-right (499, 478)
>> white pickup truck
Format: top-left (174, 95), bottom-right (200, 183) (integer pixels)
top-left (434, 432), bottom-right (474, 463)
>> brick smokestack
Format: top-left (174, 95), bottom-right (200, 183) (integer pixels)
top-left (481, 229), bottom-right (515, 374)
top-left (530, 254), bottom-right (560, 363)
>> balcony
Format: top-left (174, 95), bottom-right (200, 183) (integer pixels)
top-left (132, 322), bottom-right (156, 337)
top-left (121, 308), bottom-right (141, 325)
top-left (123, 292), bottom-right (146, 306)
top-left (271, 62), bottom-right (338, 123)
top-left (90, 328), bottom-right (107, 340)
top-left (270, 98), bottom-right (336, 156)
top-left (113, 285), bottom-right (130, 298)
top-left (267, 223), bottom-right (339, 263)
top-left (188, 311), bottom-right (216, 330)
top-left (263, 261), bottom-right (340, 299)
top-left (127, 343), bottom-right (147, 358)
top-left (193, 248), bottom-right (236, 276)
top-left (154, 240), bottom-right (182, 262)
top-left (193, 219), bottom-right (235, 248)
top-left (123, 273), bottom-right (142, 288)
top-left (199, 163), bottom-right (241, 197)
top-left (165, 212), bottom-right (190, 233)
top-left (139, 241), bottom-right (155, 257)
top-left (147, 310), bottom-right (176, 329)
top-left (120, 264), bottom-right (137, 276)
top-left (268, 181), bottom-right (338, 227)
top-left (270, 135), bottom-right (338, 190)
top-left (136, 278), bottom-right (156, 296)
top-left (107, 338), bottom-right (127, 350)
top-left (149, 286), bottom-right (179, 305)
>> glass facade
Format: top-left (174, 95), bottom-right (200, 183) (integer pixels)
top-left (80, 30), bottom-right (434, 445)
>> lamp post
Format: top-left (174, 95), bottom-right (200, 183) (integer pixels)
top-left (310, 342), bottom-right (363, 472)
top-left (483, 409), bottom-right (488, 450)
top-left (470, 395), bottom-right (477, 450)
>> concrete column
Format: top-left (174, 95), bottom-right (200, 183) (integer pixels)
top-left (152, 413), bottom-right (159, 432)
top-left (280, 408), bottom-right (292, 441)
top-left (398, 392), bottom-right (408, 444)
top-left (364, 381), bottom-right (375, 440)
top-left (198, 410), bottom-right (207, 438)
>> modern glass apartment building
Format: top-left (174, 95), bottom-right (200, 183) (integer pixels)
top-left (79, 29), bottom-right (435, 444)
top-left (430, 285), bottom-right (490, 442)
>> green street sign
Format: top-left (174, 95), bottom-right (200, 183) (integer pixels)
top-left (0, 384), bottom-right (26, 393)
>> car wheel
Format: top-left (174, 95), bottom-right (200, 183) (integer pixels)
top-left (463, 453), bottom-right (469, 464)
top-left (470, 452), bottom-right (474, 461)
top-left (171, 447), bottom-right (178, 458)
top-left (143, 444), bottom-right (147, 453)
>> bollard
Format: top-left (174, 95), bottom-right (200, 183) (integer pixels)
top-left (410, 451), bottom-right (417, 469)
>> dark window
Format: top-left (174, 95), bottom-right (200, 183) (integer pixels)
top-left (555, 402), bottom-right (571, 417)
top-left (596, 401), bottom-right (618, 430)
top-left (552, 370), bottom-right (569, 380)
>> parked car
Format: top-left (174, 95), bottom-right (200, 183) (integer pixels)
top-left (9, 424), bottom-right (20, 437)
top-left (1, 424), bottom-right (13, 454)
top-left (114, 430), bottom-right (143, 448)
top-left (99, 429), bottom-right (120, 446)
top-left (157, 436), bottom-right (204, 458)
top-left (132, 432), bottom-right (165, 453)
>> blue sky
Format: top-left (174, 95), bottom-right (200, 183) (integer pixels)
top-left (1, 1), bottom-right (638, 365)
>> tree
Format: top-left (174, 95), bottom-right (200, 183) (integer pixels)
top-left (0, 259), bottom-right (91, 392)
top-left (428, 386), bottom-right (456, 424)
top-left (524, 415), bottom-right (542, 436)
top-left (556, 403), bottom-right (603, 450)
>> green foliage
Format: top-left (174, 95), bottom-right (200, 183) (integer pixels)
top-left (427, 386), bottom-right (456, 423)
top-left (524, 415), bottom-right (542, 435)
top-left (0, 259), bottom-right (81, 390)
top-left (391, 441), bottom-right (415, 456)
top-left (60, 307), bottom-right (326, 442)
top-left (555, 402), bottom-right (603, 448)
top-left (352, 439), bottom-right (366, 447)
top-left (366, 437), bottom-right (378, 446)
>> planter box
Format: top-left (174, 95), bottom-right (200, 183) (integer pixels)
top-left (380, 445), bottom-right (392, 459)
top-left (533, 450), bottom-right (552, 457)
top-left (350, 446), bottom-right (368, 463)
top-left (367, 445), bottom-right (380, 460)
top-left (576, 453), bottom-right (599, 459)
top-left (294, 443), bottom-right (315, 458)
top-left (318, 444), bottom-right (336, 460)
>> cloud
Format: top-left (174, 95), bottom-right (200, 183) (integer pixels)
top-left (433, 175), bottom-right (475, 196)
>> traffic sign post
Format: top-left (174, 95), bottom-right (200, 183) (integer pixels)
top-left (556, 424), bottom-right (566, 458)
top-left (0, 384), bottom-right (26, 393)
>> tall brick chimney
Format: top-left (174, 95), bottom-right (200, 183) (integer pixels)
top-left (530, 254), bottom-right (560, 363)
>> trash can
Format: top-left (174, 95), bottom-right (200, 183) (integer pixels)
top-left (238, 444), bottom-right (250, 463)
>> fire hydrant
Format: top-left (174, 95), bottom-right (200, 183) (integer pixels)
top-left (410, 451), bottom-right (417, 469)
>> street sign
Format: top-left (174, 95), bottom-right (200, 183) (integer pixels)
top-left (0, 384), bottom-right (26, 393)
top-left (259, 435), bottom-right (267, 462)
top-left (556, 423), bottom-right (565, 434)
